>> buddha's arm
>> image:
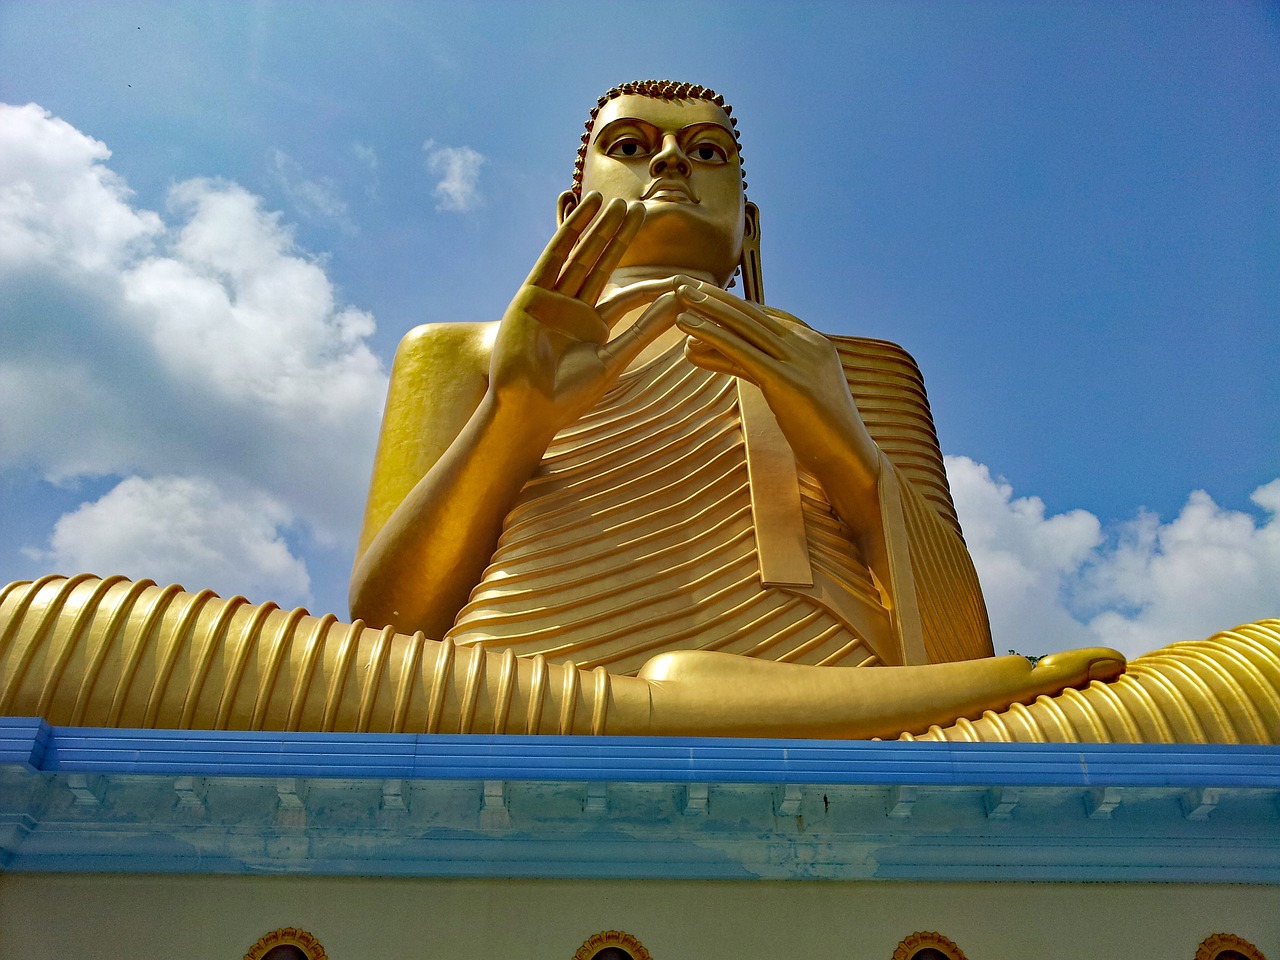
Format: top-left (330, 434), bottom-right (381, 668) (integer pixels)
top-left (675, 285), bottom-right (888, 563)
top-left (676, 285), bottom-right (991, 663)
top-left (351, 196), bottom-right (681, 637)
top-left (349, 322), bottom-right (555, 638)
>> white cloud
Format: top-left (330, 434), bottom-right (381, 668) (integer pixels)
top-left (31, 475), bottom-right (311, 607)
top-left (0, 102), bottom-right (161, 272)
top-left (127, 177), bottom-right (381, 435)
top-left (352, 142), bottom-right (377, 172)
top-left (268, 148), bottom-right (354, 228)
top-left (946, 456), bottom-right (1099, 651)
top-left (423, 139), bottom-right (483, 212)
top-left (948, 455), bottom-right (1280, 659)
top-left (1076, 480), bottom-right (1280, 656)
top-left (0, 101), bottom-right (387, 600)
top-left (352, 142), bottom-right (379, 200)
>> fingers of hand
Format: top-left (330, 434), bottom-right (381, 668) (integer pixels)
top-left (598, 291), bottom-right (680, 375)
top-left (598, 273), bottom-right (699, 326)
top-left (526, 192), bottom-right (603, 288)
top-left (685, 282), bottom-right (790, 337)
top-left (577, 202), bottom-right (644, 306)
top-left (555, 198), bottom-right (629, 299)
top-left (683, 335), bottom-right (753, 382)
top-left (676, 284), bottom-right (783, 358)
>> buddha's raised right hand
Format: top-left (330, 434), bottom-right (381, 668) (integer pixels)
top-left (488, 192), bottom-right (682, 437)
top-left (350, 194), bottom-right (683, 636)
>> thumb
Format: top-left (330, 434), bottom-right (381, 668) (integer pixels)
top-left (597, 292), bottom-right (680, 375)
top-left (597, 276), bottom-right (693, 327)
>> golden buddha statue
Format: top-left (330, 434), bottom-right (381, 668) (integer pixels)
top-left (350, 81), bottom-right (999, 672)
top-left (1, 81), bottom-right (1276, 742)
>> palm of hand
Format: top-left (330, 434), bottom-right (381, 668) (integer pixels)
top-left (488, 193), bottom-right (684, 436)
top-left (489, 284), bottom-right (612, 426)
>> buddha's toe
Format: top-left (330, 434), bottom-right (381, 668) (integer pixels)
top-left (1032, 646), bottom-right (1126, 688)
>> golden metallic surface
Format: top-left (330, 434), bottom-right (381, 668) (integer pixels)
top-left (2, 575), bottom-right (1274, 742)
top-left (0, 575), bottom-right (601, 735)
top-left (903, 620), bottom-right (1280, 743)
top-left (347, 83), bottom-right (999, 702)
top-left (738, 375), bottom-right (814, 589)
top-left (438, 332), bottom-right (988, 673)
top-left (0, 575), bottom-right (1127, 739)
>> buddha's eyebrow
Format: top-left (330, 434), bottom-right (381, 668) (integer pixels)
top-left (593, 118), bottom-right (660, 142)
top-left (677, 121), bottom-right (736, 141)
top-left (593, 117), bottom-right (736, 143)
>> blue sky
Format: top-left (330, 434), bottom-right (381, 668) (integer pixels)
top-left (1, 1), bottom-right (1276, 658)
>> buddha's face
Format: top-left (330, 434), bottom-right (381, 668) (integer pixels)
top-left (571, 94), bottom-right (746, 284)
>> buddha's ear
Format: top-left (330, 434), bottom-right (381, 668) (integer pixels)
top-left (740, 201), bottom-right (764, 304)
top-left (557, 190), bottom-right (578, 226)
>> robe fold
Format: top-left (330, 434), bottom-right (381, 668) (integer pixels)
top-left (444, 328), bottom-right (993, 672)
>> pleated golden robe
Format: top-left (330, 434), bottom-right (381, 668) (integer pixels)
top-left (445, 329), bottom-right (993, 673)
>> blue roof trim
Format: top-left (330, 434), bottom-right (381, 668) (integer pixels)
top-left (3, 717), bottom-right (1278, 787)
top-left (0, 717), bottom-right (48, 772)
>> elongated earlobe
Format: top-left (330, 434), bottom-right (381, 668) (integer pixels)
top-left (557, 190), bottom-right (578, 226)
top-left (740, 201), bottom-right (764, 304)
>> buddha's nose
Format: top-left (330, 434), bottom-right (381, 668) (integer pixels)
top-left (650, 135), bottom-right (690, 178)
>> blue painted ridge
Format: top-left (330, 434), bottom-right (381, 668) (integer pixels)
top-left (0, 717), bottom-right (50, 771)
top-left (8, 850), bottom-right (1280, 884)
top-left (2, 720), bottom-right (1280, 787)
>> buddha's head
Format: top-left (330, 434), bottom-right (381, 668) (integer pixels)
top-left (559, 80), bottom-right (761, 293)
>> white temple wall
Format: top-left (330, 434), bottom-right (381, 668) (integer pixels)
top-left (1, 873), bottom-right (1274, 959)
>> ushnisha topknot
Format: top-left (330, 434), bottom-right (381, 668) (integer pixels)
top-left (572, 80), bottom-right (747, 199)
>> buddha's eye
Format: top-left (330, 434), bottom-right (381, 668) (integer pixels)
top-left (607, 138), bottom-right (646, 159)
top-left (690, 142), bottom-right (728, 164)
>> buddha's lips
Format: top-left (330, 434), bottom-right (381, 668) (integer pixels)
top-left (642, 180), bottom-right (698, 202)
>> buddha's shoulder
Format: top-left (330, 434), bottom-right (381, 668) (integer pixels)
top-left (392, 320), bottom-right (498, 376)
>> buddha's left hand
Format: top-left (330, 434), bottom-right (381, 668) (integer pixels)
top-left (675, 282), bottom-right (882, 528)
